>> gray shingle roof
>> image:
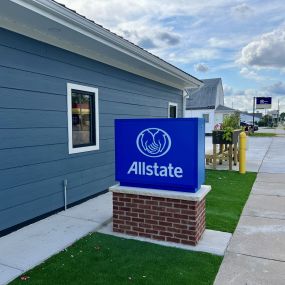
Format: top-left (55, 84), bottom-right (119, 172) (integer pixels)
top-left (51, 0), bottom-right (202, 85)
top-left (215, 105), bottom-right (237, 112)
top-left (186, 78), bottom-right (221, 110)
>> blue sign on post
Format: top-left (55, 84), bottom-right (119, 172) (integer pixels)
top-left (256, 97), bottom-right (272, 109)
top-left (115, 118), bottom-right (205, 193)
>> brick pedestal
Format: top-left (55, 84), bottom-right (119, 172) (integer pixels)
top-left (110, 185), bottom-right (211, 246)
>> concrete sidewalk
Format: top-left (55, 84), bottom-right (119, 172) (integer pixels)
top-left (205, 136), bottom-right (272, 172)
top-left (0, 193), bottom-right (112, 285)
top-left (214, 136), bottom-right (285, 285)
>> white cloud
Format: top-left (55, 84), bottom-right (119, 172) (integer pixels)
top-left (239, 67), bottom-right (264, 81)
top-left (231, 3), bottom-right (254, 19)
top-left (238, 28), bottom-right (285, 69)
top-left (194, 63), bottom-right (209, 72)
top-left (264, 81), bottom-right (285, 95)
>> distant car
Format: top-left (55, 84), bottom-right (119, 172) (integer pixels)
top-left (240, 121), bottom-right (258, 131)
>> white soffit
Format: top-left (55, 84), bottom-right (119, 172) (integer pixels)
top-left (0, 0), bottom-right (202, 90)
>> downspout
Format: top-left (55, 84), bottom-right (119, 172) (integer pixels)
top-left (182, 89), bottom-right (190, 118)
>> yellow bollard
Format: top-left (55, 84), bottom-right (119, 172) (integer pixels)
top-left (239, 132), bottom-right (246, 174)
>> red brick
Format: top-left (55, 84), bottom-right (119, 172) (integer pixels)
top-left (152, 215), bottom-right (165, 221)
top-left (132, 198), bottom-right (143, 204)
top-left (181, 229), bottom-right (196, 236)
top-left (173, 214), bottom-right (189, 220)
top-left (132, 208), bottom-right (144, 214)
top-left (145, 200), bottom-right (159, 206)
top-left (181, 209), bottom-right (197, 216)
top-left (160, 231), bottom-right (173, 237)
top-left (133, 227), bottom-right (145, 233)
top-left (174, 233), bottom-right (188, 240)
top-left (128, 212), bottom-right (138, 218)
top-left (152, 225), bottom-right (166, 231)
top-left (152, 235), bottom-right (166, 241)
top-left (139, 223), bottom-right (152, 229)
top-left (138, 204), bottom-right (152, 210)
top-left (166, 237), bottom-right (180, 243)
top-left (181, 239), bottom-right (197, 246)
top-left (159, 212), bottom-right (173, 218)
top-left (167, 198), bottom-right (180, 203)
top-left (132, 218), bottom-right (144, 223)
top-left (113, 228), bottom-right (124, 234)
top-left (145, 219), bottom-right (158, 225)
top-left (126, 230), bottom-right (138, 236)
top-left (120, 224), bottom-right (131, 230)
top-left (138, 195), bottom-right (152, 200)
top-left (172, 223), bottom-right (188, 230)
top-left (138, 233), bottom-right (152, 238)
top-left (121, 206), bottom-right (131, 212)
top-left (151, 197), bottom-right (166, 202)
top-left (139, 213), bottom-right (151, 219)
top-left (159, 201), bottom-right (173, 207)
top-left (166, 217), bottom-right (180, 223)
top-left (167, 227), bottom-right (181, 234)
top-left (152, 206), bottom-right (165, 212)
top-left (146, 229), bottom-right (159, 235)
top-left (174, 203), bottom-right (188, 209)
top-left (125, 203), bottom-right (138, 208)
top-left (158, 221), bottom-right (172, 227)
top-left (113, 219), bottom-right (125, 225)
top-left (167, 208), bottom-right (181, 214)
top-left (119, 197), bottom-right (131, 202)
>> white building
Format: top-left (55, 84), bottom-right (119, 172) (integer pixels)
top-left (185, 78), bottom-right (237, 134)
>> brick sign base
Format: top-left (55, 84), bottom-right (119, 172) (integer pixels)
top-left (110, 185), bottom-right (211, 246)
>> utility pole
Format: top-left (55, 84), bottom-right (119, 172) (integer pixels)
top-left (252, 97), bottom-right (255, 133)
top-left (277, 99), bottom-right (280, 127)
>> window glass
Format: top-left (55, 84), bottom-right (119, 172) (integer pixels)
top-left (169, 105), bottom-right (177, 118)
top-left (71, 90), bottom-right (96, 148)
top-left (202, 113), bottom-right (209, 123)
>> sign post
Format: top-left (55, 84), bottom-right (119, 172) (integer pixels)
top-left (110, 118), bottom-right (211, 246)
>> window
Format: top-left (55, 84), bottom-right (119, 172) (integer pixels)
top-left (168, 102), bottom-right (178, 118)
top-left (67, 83), bottom-right (99, 154)
top-left (202, 113), bottom-right (209, 123)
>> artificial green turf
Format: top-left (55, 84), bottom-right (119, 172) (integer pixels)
top-left (205, 170), bottom-right (256, 233)
top-left (10, 233), bottom-right (222, 285)
top-left (249, 132), bottom-right (276, 137)
top-left (10, 170), bottom-right (255, 284)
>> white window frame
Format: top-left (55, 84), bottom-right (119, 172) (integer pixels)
top-left (67, 83), bottom-right (100, 154)
top-left (168, 102), bottom-right (178, 118)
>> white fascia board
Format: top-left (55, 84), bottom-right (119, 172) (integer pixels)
top-left (8, 0), bottom-right (202, 89)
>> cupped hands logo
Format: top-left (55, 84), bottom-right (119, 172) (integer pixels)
top-left (136, 128), bottom-right (171, 157)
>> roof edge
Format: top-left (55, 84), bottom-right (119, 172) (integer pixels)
top-left (8, 0), bottom-right (203, 89)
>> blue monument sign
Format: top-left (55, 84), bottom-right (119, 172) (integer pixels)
top-left (115, 118), bottom-right (205, 193)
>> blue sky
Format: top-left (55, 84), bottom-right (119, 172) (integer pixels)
top-left (60, 0), bottom-right (285, 112)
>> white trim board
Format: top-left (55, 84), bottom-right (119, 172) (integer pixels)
top-left (67, 83), bottom-right (100, 154)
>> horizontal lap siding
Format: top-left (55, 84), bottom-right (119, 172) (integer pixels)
top-left (0, 28), bottom-right (183, 232)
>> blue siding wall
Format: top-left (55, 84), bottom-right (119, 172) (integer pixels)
top-left (0, 28), bottom-right (183, 232)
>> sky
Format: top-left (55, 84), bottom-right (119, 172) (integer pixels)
top-left (59, 0), bottom-right (285, 112)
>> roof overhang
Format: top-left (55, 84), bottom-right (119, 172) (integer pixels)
top-left (0, 0), bottom-right (203, 91)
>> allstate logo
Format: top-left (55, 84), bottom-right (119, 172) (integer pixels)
top-left (136, 128), bottom-right (171, 158)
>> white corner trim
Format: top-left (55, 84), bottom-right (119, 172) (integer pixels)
top-left (67, 83), bottom-right (100, 154)
top-left (109, 184), bottom-right (211, 202)
top-left (168, 102), bottom-right (178, 118)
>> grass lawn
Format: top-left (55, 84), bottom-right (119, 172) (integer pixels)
top-left (10, 233), bottom-right (222, 285)
top-left (10, 170), bottom-right (256, 285)
top-left (206, 170), bottom-right (256, 233)
top-left (249, 133), bottom-right (276, 137)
